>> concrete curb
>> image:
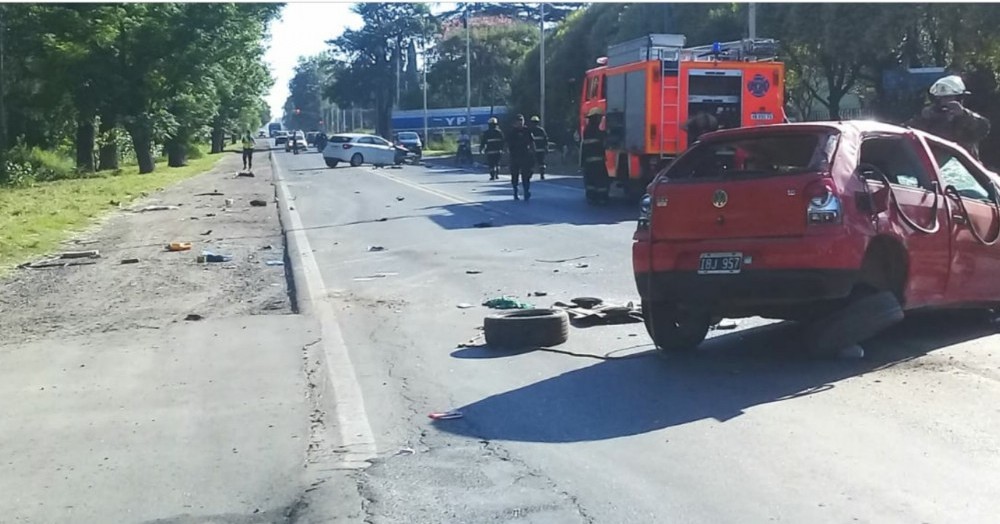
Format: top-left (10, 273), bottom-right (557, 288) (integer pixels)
top-left (271, 150), bottom-right (308, 315)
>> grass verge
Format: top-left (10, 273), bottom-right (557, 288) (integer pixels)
top-left (0, 153), bottom-right (222, 271)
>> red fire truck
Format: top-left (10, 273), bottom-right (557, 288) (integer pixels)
top-left (579, 34), bottom-right (786, 199)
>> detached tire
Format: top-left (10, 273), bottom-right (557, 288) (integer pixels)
top-left (803, 290), bottom-right (903, 354)
top-left (484, 309), bottom-right (569, 349)
top-left (642, 301), bottom-right (712, 352)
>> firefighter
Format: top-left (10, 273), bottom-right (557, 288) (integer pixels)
top-left (581, 107), bottom-right (610, 204)
top-left (682, 107), bottom-right (721, 146)
top-left (907, 75), bottom-right (991, 160)
top-left (507, 114), bottom-right (536, 201)
top-left (479, 117), bottom-right (505, 180)
top-left (528, 115), bottom-right (549, 180)
top-left (241, 131), bottom-right (256, 171)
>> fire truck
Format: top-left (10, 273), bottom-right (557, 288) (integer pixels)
top-left (579, 34), bottom-right (786, 199)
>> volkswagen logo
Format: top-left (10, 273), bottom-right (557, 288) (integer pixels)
top-left (712, 189), bottom-right (729, 208)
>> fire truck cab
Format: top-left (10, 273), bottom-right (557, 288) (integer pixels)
top-left (580, 34), bottom-right (786, 199)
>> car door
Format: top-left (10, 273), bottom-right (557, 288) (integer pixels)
top-left (354, 137), bottom-right (379, 163)
top-left (924, 138), bottom-right (1000, 303)
top-left (857, 134), bottom-right (950, 305)
top-left (369, 136), bottom-right (396, 164)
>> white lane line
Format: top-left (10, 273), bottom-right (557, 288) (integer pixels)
top-left (369, 169), bottom-right (516, 218)
top-left (273, 154), bottom-right (376, 469)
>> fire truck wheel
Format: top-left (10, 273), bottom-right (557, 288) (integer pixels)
top-left (642, 301), bottom-right (711, 352)
top-left (484, 309), bottom-right (569, 349)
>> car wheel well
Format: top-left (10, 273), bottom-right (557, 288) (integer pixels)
top-left (859, 236), bottom-right (908, 305)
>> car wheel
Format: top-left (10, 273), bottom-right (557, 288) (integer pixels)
top-left (801, 290), bottom-right (903, 355)
top-left (324, 158), bottom-right (339, 168)
top-left (642, 301), bottom-right (712, 352)
top-left (350, 153), bottom-right (363, 167)
top-left (484, 309), bottom-right (569, 349)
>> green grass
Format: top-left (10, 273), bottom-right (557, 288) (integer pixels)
top-left (0, 152), bottom-right (221, 271)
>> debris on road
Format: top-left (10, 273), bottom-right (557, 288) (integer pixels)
top-left (261, 245), bottom-right (273, 250)
top-left (535, 254), bottom-right (597, 263)
top-left (714, 319), bottom-right (740, 330)
top-left (224, 199), bottom-right (234, 207)
top-left (376, 217), bottom-right (388, 222)
top-left (353, 272), bottom-right (398, 281)
top-left (19, 259), bottom-right (98, 270)
top-left (249, 199), bottom-right (268, 207)
top-left (205, 213), bottom-right (217, 217)
top-left (58, 250), bottom-right (100, 260)
top-left (472, 221), bottom-right (494, 228)
top-left (166, 242), bottom-right (192, 252)
top-left (428, 410), bottom-right (463, 420)
top-left (137, 205), bottom-right (178, 213)
top-left (195, 191), bottom-right (225, 196)
top-left (576, 263), bottom-right (589, 269)
top-left (368, 246), bottom-right (386, 252)
top-left (483, 296), bottom-right (534, 310)
top-left (396, 196), bottom-right (405, 201)
top-left (456, 303), bottom-right (475, 309)
top-left (484, 309), bottom-right (570, 348)
top-left (531, 291), bottom-right (548, 297)
top-left (197, 252), bottom-right (232, 263)
top-left (120, 258), bottom-right (140, 265)
top-left (551, 298), bottom-right (644, 326)
top-left (184, 314), bottom-right (204, 321)
top-left (570, 297), bottom-right (603, 309)
top-left (265, 260), bottom-right (284, 266)
top-left (465, 269), bottom-right (482, 275)
top-left (237, 171), bottom-right (255, 177)
top-left (200, 230), bottom-right (213, 236)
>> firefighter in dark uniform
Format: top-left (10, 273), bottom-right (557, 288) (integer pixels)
top-left (581, 107), bottom-right (610, 204)
top-left (682, 107), bottom-right (721, 146)
top-left (507, 114), bottom-right (536, 201)
top-left (528, 115), bottom-right (549, 180)
top-left (906, 75), bottom-right (991, 160)
top-left (479, 117), bottom-right (505, 180)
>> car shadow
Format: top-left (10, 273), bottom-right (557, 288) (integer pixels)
top-left (418, 194), bottom-right (638, 230)
top-left (433, 313), bottom-right (998, 443)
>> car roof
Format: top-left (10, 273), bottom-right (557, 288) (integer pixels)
top-left (332, 133), bottom-right (382, 140)
top-left (702, 120), bottom-right (915, 141)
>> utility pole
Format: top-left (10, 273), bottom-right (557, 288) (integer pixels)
top-left (0, 4), bottom-right (7, 182)
top-left (465, 5), bottom-right (472, 137)
top-left (539, 2), bottom-right (545, 130)
top-left (749, 2), bottom-right (757, 40)
top-left (423, 39), bottom-right (429, 145)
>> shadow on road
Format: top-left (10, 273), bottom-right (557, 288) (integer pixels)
top-left (434, 313), bottom-right (998, 443)
top-left (418, 194), bottom-right (637, 230)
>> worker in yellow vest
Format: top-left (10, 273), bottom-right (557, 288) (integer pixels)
top-left (241, 131), bottom-right (256, 171)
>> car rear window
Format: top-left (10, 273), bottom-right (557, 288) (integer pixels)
top-left (328, 136), bottom-right (353, 143)
top-left (398, 132), bottom-right (418, 140)
top-left (668, 132), bottom-right (838, 180)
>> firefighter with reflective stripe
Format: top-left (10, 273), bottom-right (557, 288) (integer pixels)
top-left (528, 115), bottom-right (549, 180)
top-left (479, 117), bottom-right (505, 180)
top-left (507, 114), bottom-right (536, 201)
top-left (907, 75), bottom-right (991, 160)
top-left (241, 131), bottom-right (256, 171)
top-left (581, 107), bottom-right (610, 204)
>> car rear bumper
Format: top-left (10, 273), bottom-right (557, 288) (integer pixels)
top-left (634, 269), bottom-right (858, 306)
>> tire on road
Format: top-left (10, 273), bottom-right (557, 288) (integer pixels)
top-left (642, 301), bottom-right (712, 352)
top-left (350, 153), bottom-right (364, 167)
top-left (484, 309), bottom-right (569, 349)
top-left (802, 290), bottom-right (904, 355)
top-left (571, 297), bottom-right (603, 309)
top-left (324, 158), bottom-right (339, 168)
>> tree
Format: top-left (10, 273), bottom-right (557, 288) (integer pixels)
top-left (282, 56), bottom-right (325, 131)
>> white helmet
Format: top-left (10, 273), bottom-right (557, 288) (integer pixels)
top-left (929, 75), bottom-right (969, 97)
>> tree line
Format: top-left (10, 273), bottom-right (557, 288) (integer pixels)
top-left (0, 3), bottom-right (278, 185)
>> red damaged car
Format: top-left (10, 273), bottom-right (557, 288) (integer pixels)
top-left (634, 121), bottom-right (1000, 352)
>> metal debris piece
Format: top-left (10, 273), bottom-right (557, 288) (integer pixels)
top-left (58, 250), bottom-right (100, 259)
top-left (367, 246), bottom-right (386, 252)
top-left (250, 199), bottom-right (268, 207)
top-left (184, 314), bottom-right (204, 321)
top-left (428, 410), bottom-right (463, 420)
top-left (120, 258), bottom-right (140, 265)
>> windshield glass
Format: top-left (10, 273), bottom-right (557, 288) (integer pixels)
top-left (398, 132), bottom-right (419, 140)
top-left (668, 132), bottom-right (838, 180)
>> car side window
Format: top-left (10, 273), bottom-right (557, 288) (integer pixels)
top-left (373, 137), bottom-right (391, 147)
top-left (858, 137), bottom-right (934, 191)
top-left (927, 143), bottom-right (993, 202)
top-left (358, 137), bottom-right (374, 145)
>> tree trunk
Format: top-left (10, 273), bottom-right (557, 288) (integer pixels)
top-left (75, 118), bottom-right (96, 172)
top-left (98, 113), bottom-right (119, 171)
top-left (126, 122), bottom-right (155, 174)
top-left (210, 125), bottom-right (225, 154)
top-left (166, 138), bottom-right (188, 167)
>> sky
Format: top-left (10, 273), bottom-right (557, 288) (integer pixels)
top-left (264, 2), bottom-right (458, 122)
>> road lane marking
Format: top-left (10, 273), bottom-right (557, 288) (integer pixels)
top-left (272, 153), bottom-right (377, 469)
top-left (368, 169), bottom-right (516, 219)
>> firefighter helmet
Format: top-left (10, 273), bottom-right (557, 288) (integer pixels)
top-left (530, 115), bottom-right (541, 122)
top-left (488, 117), bottom-right (498, 125)
top-left (587, 107), bottom-right (603, 117)
top-left (929, 75), bottom-right (969, 97)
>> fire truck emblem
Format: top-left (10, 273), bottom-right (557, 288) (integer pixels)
top-left (747, 74), bottom-right (770, 98)
top-left (712, 190), bottom-right (729, 208)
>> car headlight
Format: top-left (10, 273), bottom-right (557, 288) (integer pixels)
top-left (639, 194), bottom-right (652, 219)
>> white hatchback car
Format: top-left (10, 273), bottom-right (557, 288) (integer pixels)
top-left (322, 133), bottom-right (400, 168)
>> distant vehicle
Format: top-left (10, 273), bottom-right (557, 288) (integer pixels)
top-left (306, 131), bottom-right (318, 146)
top-left (285, 131), bottom-right (308, 153)
top-left (268, 122), bottom-right (282, 138)
top-left (322, 133), bottom-right (403, 168)
top-left (634, 120), bottom-right (1000, 353)
top-left (394, 131), bottom-right (423, 157)
top-left (258, 131), bottom-right (266, 138)
top-left (274, 131), bottom-right (289, 146)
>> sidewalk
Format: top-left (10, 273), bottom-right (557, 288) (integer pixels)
top-left (0, 145), bottom-right (319, 522)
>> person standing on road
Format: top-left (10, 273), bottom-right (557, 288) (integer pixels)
top-left (528, 115), bottom-right (549, 180)
top-left (906, 75), bottom-right (991, 160)
top-left (507, 114), bottom-right (536, 201)
top-left (480, 117), bottom-right (505, 180)
top-left (581, 108), bottom-right (610, 204)
top-left (241, 131), bottom-right (256, 171)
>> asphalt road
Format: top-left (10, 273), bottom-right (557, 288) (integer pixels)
top-left (275, 148), bottom-right (1000, 523)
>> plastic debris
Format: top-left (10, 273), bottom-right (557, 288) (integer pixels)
top-left (715, 319), bottom-right (740, 330)
top-left (224, 199), bottom-right (234, 207)
top-left (576, 263), bottom-right (589, 268)
top-left (428, 410), bottom-right (463, 420)
top-left (482, 296), bottom-right (534, 310)
top-left (184, 314), bottom-right (204, 321)
top-left (265, 260), bottom-right (284, 266)
top-left (200, 230), bottom-right (213, 236)
top-left (166, 242), bottom-right (192, 252)
top-left (368, 246), bottom-right (386, 252)
top-left (465, 270), bottom-right (482, 275)
top-left (120, 258), bottom-right (140, 265)
top-left (456, 303), bottom-right (475, 309)
top-left (197, 252), bottom-right (232, 263)
top-left (532, 291), bottom-right (548, 297)
top-left (250, 199), bottom-right (268, 207)
top-left (396, 196), bottom-right (405, 201)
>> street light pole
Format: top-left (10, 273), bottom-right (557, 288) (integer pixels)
top-left (423, 39), bottom-right (429, 144)
top-left (539, 2), bottom-right (545, 130)
top-left (465, 5), bottom-right (472, 137)
top-left (749, 2), bottom-right (757, 40)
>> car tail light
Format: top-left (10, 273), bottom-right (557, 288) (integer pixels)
top-left (805, 179), bottom-right (841, 225)
top-left (343, 144), bottom-right (353, 149)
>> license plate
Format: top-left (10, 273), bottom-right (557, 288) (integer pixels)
top-left (698, 252), bottom-right (743, 274)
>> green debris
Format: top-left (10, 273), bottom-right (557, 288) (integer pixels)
top-left (482, 296), bottom-right (534, 310)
